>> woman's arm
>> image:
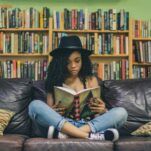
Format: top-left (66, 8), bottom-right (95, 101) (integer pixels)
top-left (88, 76), bottom-right (107, 114)
top-left (47, 92), bottom-right (66, 115)
top-left (87, 76), bottom-right (99, 88)
top-left (47, 93), bottom-right (54, 107)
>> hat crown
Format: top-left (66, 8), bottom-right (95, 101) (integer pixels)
top-left (50, 35), bottom-right (92, 56)
top-left (59, 36), bottom-right (82, 49)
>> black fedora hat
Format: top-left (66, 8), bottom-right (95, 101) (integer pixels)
top-left (50, 35), bottom-right (92, 56)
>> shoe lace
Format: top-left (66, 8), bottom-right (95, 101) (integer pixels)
top-left (90, 132), bottom-right (105, 140)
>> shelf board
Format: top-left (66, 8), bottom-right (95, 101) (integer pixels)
top-left (0, 53), bottom-right (49, 57)
top-left (52, 29), bottom-right (129, 33)
top-left (0, 28), bottom-right (49, 31)
top-left (133, 38), bottom-right (151, 41)
top-left (133, 62), bottom-right (151, 66)
top-left (91, 54), bottom-right (129, 57)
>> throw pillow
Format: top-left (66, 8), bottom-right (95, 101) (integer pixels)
top-left (131, 122), bottom-right (151, 136)
top-left (0, 109), bottom-right (14, 136)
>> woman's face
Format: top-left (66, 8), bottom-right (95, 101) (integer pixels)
top-left (67, 51), bottom-right (82, 77)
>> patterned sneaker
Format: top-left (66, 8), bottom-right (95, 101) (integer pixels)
top-left (89, 128), bottom-right (119, 142)
top-left (47, 126), bottom-right (55, 138)
top-left (88, 132), bottom-right (105, 141)
top-left (58, 132), bottom-right (69, 139)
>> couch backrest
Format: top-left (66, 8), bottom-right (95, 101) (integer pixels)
top-left (0, 78), bottom-right (33, 136)
top-left (31, 80), bottom-right (47, 137)
top-left (102, 78), bottom-right (151, 135)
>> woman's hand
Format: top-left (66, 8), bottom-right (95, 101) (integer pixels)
top-left (89, 97), bottom-right (107, 114)
top-left (52, 103), bottom-right (66, 115)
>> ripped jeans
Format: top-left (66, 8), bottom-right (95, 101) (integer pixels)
top-left (29, 100), bottom-right (128, 137)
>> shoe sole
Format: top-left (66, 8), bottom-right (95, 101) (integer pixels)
top-left (47, 126), bottom-right (55, 138)
top-left (105, 128), bottom-right (119, 142)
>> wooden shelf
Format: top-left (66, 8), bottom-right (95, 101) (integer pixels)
top-left (0, 28), bottom-right (49, 31)
top-left (52, 29), bottom-right (129, 33)
top-left (91, 54), bottom-right (129, 57)
top-left (0, 53), bottom-right (49, 57)
top-left (133, 62), bottom-right (151, 66)
top-left (132, 38), bottom-right (151, 41)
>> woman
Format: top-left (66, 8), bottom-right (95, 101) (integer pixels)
top-left (29, 35), bottom-right (128, 141)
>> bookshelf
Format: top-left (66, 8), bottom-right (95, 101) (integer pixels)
top-left (50, 9), bottom-right (132, 80)
top-left (1, 7), bottom-right (150, 81)
top-left (0, 7), bottom-right (50, 80)
top-left (132, 19), bottom-right (151, 78)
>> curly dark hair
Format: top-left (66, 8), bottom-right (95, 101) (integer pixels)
top-left (45, 50), bottom-right (93, 94)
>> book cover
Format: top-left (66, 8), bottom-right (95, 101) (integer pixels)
top-left (54, 86), bottom-right (100, 119)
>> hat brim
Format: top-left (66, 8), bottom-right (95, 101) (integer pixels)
top-left (50, 48), bottom-right (92, 56)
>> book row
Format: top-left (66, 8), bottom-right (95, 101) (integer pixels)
top-left (0, 7), bottom-right (50, 28)
top-left (133, 41), bottom-right (151, 63)
top-left (0, 32), bottom-right (48, 54)
top-left (0, 60), bottom-right (47, 80)
top-left (133, 66), bottom-right (151, 78)
top-left (53, 8), bottom-right (129, 30)
top-left (133, 19), bottom-right (151, 38)
top-left (52, 32), bottom-right (129, 55)
top-left (92, 59), bottom-right (129, 80)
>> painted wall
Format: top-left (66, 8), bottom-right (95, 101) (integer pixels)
top-left (0, 0), bottom-right (150, 20)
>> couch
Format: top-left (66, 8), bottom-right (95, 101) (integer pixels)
top-left (0, 78), bottom-right (151, 151)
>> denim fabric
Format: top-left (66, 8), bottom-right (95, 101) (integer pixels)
top-left (29, 100), bottom-right (128, 135)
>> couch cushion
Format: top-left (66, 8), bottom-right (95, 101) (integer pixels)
top-left (101, 79), bottom-right (151, 134)
top-left (24, 138), bottom-right (113, 151)
top-left (31, 80), bottom-right (47, 137)
top-left (32, 80), bottom-right (47, 102)
top-left (115, 136), bottom-right (151, 151)
top-left (0, 78), bottom-right (32, 136)
top-left (0, 134), bottom-right (28, 151)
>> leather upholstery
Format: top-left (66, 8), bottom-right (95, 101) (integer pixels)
top-left (0, 134), bottom-right (28, 151)
top-left (32, 80), bottom-right (47, 102)
top-left (0, 78), bottom-right (33, 136)
top-left (102, 79), bottom-right (151, 135)
top-left (0, 78), bottom-right (151, 151)
top-left (115, 136), bottom-right (151, 151)
top-left (24, 138), bottom-right (113, 151)
top-left (31, 80), bottom-right (47, 137)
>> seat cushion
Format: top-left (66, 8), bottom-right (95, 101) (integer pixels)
top-left (115, 136), bottom-right (151, 151)
top-left (0, 134), bottom-right (28, 151)
top-left (0, 78), bottom-right (32, 136)
top-left (24, 138), bottom-right (113, 151)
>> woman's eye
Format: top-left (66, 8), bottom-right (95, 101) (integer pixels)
top-left (75, 60), bottom-right (80, 63)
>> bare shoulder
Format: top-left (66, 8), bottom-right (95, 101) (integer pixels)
top-left (87, 76), bottom-right (99, 88)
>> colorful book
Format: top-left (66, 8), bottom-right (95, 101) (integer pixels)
top-left (54, 86), bottom-right (100, 120)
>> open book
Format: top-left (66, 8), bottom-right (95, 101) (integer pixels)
top-left (54, 86), bottom-right (100, 119)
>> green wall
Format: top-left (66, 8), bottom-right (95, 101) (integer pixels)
top-left (0, 0), bottom-right (150, 20)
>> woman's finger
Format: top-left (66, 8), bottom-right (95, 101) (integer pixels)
top-left (90, 102), bottom-right (105, 108)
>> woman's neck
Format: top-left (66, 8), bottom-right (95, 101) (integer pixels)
top-left (65, 76), bottom-right (79, 85)
top-left (64, 76), bottom-right (85, 92)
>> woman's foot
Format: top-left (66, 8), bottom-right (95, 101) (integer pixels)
top-left (88, 128), bottom-right (119, 142)
top-left (48, 126), bottom-right (69, 139)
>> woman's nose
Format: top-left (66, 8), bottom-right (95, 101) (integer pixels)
top-left (71, 62), bottom-right (76, 68)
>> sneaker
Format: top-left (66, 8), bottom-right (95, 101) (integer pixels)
top-left (47, 126), bottom-right (55, 138)
top-left (104, 128), bottom-right (119, 142)
top-left (89, 128), bottom-right (119, 142)
top-left (89, 132), bottom-right (105, 141)
top-left (58, 132), bottom-right (69, 139)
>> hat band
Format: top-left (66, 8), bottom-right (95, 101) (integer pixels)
top-left (59, 46), bottom-right (82, 49)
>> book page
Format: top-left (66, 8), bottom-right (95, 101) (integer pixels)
top-left (54, 86), bottom-right (101, 118)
